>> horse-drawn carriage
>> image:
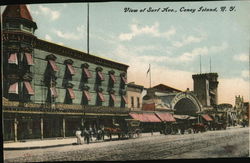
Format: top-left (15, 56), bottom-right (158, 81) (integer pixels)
top-left (103, 119), bottom-right (141, 140)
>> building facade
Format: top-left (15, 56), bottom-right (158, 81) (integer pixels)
top-left (2, 5), bottom-right (130, 141)
top-left (192, 73), bottom-right (219, 107)
top-left (127, 82), bottom-right (144, 111)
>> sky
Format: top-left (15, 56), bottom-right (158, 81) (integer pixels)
top-left (1, 1), bottom-right (249, 105)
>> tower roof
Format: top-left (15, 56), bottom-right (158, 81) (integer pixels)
top-left (3, 5), bottom-right (33, 21)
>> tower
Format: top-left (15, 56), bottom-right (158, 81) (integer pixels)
top-left (2, 5), bottom-right (37, 102)
top-left (192, 73), bottom-right (219, 107)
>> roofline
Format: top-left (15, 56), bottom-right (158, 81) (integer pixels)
top-left (35, 39), bottom-right (129, 71)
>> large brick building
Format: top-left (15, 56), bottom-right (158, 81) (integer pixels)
top-left (2, 5), bottom-right (130, 141)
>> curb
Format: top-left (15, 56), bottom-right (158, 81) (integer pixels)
top-left (4, 143), bottom-right (74, 150)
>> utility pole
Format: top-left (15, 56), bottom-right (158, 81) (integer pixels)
top-left (87, 3), bottom-right (89, 54)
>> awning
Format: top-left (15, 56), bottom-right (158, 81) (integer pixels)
top-left (202, 114), bottom-right (213, 121)
top-left (48, 60), bottom-right (59, 72)
top-left (97, 71), bottom-right (105, 81)
top-left (110, 74), bottom-right (116, 83)
top-left (173, 115), bottom-right (190, 120)
top-left (67, 64), bottom-right (76, 75)
top-left (67, 88), bottom-right (75, 99)
top-left (25, 53), bottom-right (34, 65)
top-left (24, 81), bottom-right (35, 95)
top-left (8, 53), bottom-right (18, 65)
top-left (110, 94), bottom-right (116, 102)
top-left (122, 95), bottom-right (128, 104)
top-left (50, 87), bottom-right (58, 97)
top-left (98, 92), bottom-right (105, 102)
top-left (121, 76), bottom-right (127, 84)
top-left (83, 90), bottom-right (91, 101)
top-left (155, 112), bottom-right (176, 122)
top-left (8, 82), bottom-right (18, 94)
top-left (129, 113), bottom-right (161, 122)
top-left (83, 68), bottom-right (92, 78)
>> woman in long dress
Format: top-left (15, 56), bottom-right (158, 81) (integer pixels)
top-left (75, 128), bottom-right (82, 145)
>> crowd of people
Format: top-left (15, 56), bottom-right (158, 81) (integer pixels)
top-left (75, 127), bottom-right (105, 145)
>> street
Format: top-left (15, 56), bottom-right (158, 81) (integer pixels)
top-left (4, 127), bottom-right (249, 162)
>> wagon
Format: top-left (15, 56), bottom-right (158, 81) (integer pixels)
top-left (104, 119), bottom-right (141, 140)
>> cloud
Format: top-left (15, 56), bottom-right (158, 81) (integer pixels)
top-left (53, 25), bottom-right (85, 40)
top-left (233, 53), bottom-right (249, 62)
top-left (172, 35), bottom-right (206, 48)
top-left (38, 5), bottom-right (60, 20)
top-left (45, 34), bottom-right (52, 41)
top-left (241, 70), bottom-right (249, 78)
top-left (168, 42), bottom-right (228, 63)
top-left (218, 77), bottom-right (249, 104)
top-left (119, 22), bottom-right (176, 41)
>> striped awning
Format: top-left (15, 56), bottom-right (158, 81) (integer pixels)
top-left (97, 71), bottom-right (105, 81)
top-left (8, 53), bottom-right (18, 65)
top-left (122, 95), bottom-right (128, 104)
top-left (110, 94), bottom-right (116, 102)
top-left (155, 112), bottom-right (176, 122)
top-left (202, 114), bottom-right (213, 121)
top-left (24, 81), bottom-right (35, 95)
top-left (129, 113), bottom-right (161, 123)
top-left (98, 92), bottom-right (105, 102)
top-left (48, 60), bottom-right (59, 72)
top-left (83, 90), bottom-right (91, 101)
top-left (110, 74), bottom-right (116, 83)
top-left (8, 82), bottom-right (18, 94)
top-left (25, 53), bottom-right (34, 65)
top-left (67, 88), bottom-right (75, 99)
top-left (67, 64), bottom-right (76, 75)
top-left (83, 68), bottom-right (92, 78)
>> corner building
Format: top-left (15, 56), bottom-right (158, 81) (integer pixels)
top-left (2, 5), bottom-right (129, 141)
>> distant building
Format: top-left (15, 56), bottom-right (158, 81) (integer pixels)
top-left (192, 73), bottom-right (219, 107)
top-left (127, 82), bottom-right (144, 111)
top-left (234, 95), bottom-right (249, 124)
top-left (2, 5), bottom-right (129, 142)
top-left (142, 84), bottom-right (202, 116)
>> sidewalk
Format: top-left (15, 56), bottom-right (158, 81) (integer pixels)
top-left (4, 132), bottom-right (161, 150)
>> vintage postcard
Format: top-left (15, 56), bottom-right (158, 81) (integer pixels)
top-left (1, 0), bottom-right (249, 162)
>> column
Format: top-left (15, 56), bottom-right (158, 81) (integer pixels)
top-left (40, 117), bottom-right (43, 140)
top-left (14, 118), bottom-right (18, 142)
top-left (62, 117), bottom-right (65, 138)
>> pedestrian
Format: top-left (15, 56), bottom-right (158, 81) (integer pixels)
top-left (75, 128), bottom-right (82, 145)
top-left (89, 126), bottom-right (93, 142)
top-left (84, 128), bottom-right (90, 144)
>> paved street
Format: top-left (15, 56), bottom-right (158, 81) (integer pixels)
top-left (4, 127), bottom-right (249, 162)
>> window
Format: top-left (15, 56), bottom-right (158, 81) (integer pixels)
top-left (8, 53), bottom-right (18, 65)
top-left (83, 68), bottom-right (92, 78)
top-left (131, 96), bottom-right (134, 108)
top-left (23, 81), bottom-right (35, 95)
top-left (98, 92), bottom-right (105, 102)
top-left (8, 82), bottom-right (18, 94)
top-left (96, 67), bottom-right (105, 84)
top-left (97, 71), bottom-right (105, 81)
top-left (82, 88), bottom-right (91, 105)
top-left (108, 70), bottom-right (116, 88)
top-left (83, 90), bottom-right (91, 101)
top-left (120, 73), bottom-right (127, 89)
top-left (66, 64), bottom-right (76, 75)
top-left (50, 87), bottom-right (58, 97)
top-left (109, 93), bottom-right (116, 107)
top-left (48, 60), bottom-right (59, 72)
top-left (67, 88), bottom-right (75, 99)
top-left (24, 53), bottom-right (34, 65)
top-left (137, 97), bottom-right (140, 108)
top-left (121, 95), bottom-right (127, 108)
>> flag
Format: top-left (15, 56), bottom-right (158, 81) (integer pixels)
top-left (146, 64), bottom-right (151, 76)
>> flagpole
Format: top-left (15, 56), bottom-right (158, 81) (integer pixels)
top-left (87, 3), bottom-right (89, 54)
top-left (149, 64), bottom-right (151, 88)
